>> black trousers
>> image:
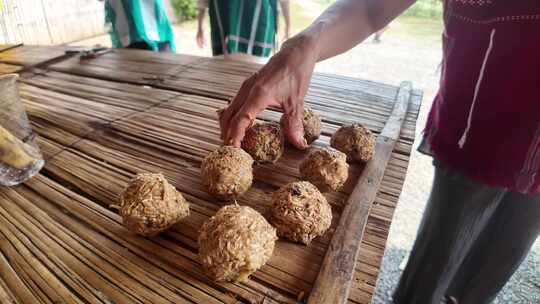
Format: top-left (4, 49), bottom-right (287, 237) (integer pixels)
top-left (393, 163), bottom-right (540, 304)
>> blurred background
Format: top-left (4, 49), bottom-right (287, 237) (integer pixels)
top-left (0, 0), bottom-right (537, 303)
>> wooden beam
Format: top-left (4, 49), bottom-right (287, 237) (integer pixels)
top-left (307, 81), bottom-right (412, 304)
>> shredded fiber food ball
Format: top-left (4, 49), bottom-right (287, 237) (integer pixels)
top-left (330, 123), bottom-right (375, 162)
top-left (301, 107), bottom-right (322, 144)
top-left (201, 146), bottom-right (254, 201)
top-left (241, 122), bottom-right (284, 164)
top-left (198, 204), bottom-right (277, 282)
top-left (119, 173), bottom-right (190, 236)
top-left (270, 181), bottom-right (332, 245)
top-left (300, 147), bottom-right (349, 192)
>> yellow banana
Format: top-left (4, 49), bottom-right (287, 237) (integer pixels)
top-left (0, 124), bottom-right (36, 169)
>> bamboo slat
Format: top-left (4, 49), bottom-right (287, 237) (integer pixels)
top-left (0, 63), bottom-right (19, 75)
top-left (0, 45), bottom-right (422, 304)
top-left (0, 45), bottom-right (67, 66)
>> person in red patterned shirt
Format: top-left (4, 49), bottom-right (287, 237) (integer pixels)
top-left (218, 0), bottom-right (540, 303)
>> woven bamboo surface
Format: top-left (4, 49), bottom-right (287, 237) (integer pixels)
top-left (0, 45), bottom-right (422, 304)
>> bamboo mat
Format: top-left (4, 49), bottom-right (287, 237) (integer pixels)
top-left (0, 45), bottom-right (422, 304)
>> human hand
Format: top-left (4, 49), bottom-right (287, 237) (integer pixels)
top-left (219, 34), bottom-right (319, 149)
top-left (196, 29), bottom-right (205, 49)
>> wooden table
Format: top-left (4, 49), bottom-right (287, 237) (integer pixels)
top-left (0, 45), bottom-right (422, 304)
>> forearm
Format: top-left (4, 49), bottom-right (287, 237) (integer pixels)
top-left (280, 1), bottom-right (291, 31)
top-left (197, 8), bottom-right (206, 30)
top-left (300, 0), bottom-right (416, 61)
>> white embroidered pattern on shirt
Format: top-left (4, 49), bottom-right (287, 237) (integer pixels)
top-left (448, 10), bottom-right (540, 24)
top-left (451, 0), bottom-right (492, 5)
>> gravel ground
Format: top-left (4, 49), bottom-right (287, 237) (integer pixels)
top-left (74, 12), bottom-right (539, 304)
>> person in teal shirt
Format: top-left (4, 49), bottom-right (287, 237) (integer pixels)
top-left (196, 0), bottom-right (290, 63)
top-left (104, 0), bottom-right (176, 52)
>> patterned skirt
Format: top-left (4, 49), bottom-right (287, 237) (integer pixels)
top-left (208, 0), bottom-right (278, 57)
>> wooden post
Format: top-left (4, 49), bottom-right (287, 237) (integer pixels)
top-left (307, 81), bottom-right (412, 304)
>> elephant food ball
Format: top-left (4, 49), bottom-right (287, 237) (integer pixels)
top-left (198, 204), bottom-right (277, 282)
top-left (201, 146), bottom-right (254, 201)
top-left (330, 123), bottom-right (375, 162)
top-left (270, 181), bottom-right (332, 245)
top-left (300, 147), bottom-right (349, 192)
top-left (280, 107), bottom-right (322, 145)
top-left (119, 173), bottom-right (190, 237)
top-left (301, 107), bottom-right (322, 144)
top-left (241, 122), bottom-right (284, 164)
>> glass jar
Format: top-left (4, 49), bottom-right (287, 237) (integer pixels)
top-left (0, 74), bottom-right (44, 186)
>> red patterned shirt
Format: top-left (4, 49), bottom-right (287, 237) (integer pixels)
top-left (422, 0), bottom-right (540, 193)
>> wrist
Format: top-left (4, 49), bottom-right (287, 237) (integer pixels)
top-left (296, 21), bottom-right (325, 62)
top-left (282, 30), bottom-right (320, 63)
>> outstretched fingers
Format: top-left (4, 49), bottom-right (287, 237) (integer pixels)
top-left (219, 75), bottom-right (256, 141)
top-left (225, 85), bottom-right (271, 147)
top-left (282, 103), bottom-right (308, 150)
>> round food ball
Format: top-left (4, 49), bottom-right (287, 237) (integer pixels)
top-left (119, 173), bottom-right (190, 237)
top-left (201, 146), bottom-right (254, 201)
top-left (330, 123), bottom-right (375, 162)
top-left (301, 107), bottom-right (322, 144)
top-left (299, 147), bottom-right (349, 192)
top-left (270, 181), bottom-right (332, 245)
top-left (241, 122), bottom-right (284, 164)
top-left (198, 204), bottom-right (277, 282)
top-left (280, 107), bottom-right (322, 145)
